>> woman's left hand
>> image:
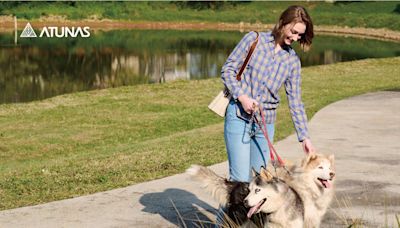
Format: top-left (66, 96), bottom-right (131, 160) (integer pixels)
top-left (302, 138), bottom-right (316, 154)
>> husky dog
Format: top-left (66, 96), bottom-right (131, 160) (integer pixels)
top-left (275, 153), bottom-right (336, 228)
top-left (245, 168), bottom-right (304, 228)
top-left (187, 165), bottom-right (303, 227)
top-left (186, 165), bottom-right (267, 227)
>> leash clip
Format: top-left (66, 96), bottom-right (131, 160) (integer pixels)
top-left (248, 111), bottom-right (258, 138)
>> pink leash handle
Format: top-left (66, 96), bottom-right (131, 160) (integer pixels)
top-left (257, 105), bottom-right (285, 167)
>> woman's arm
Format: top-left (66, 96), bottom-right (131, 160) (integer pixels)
top-left (284, 56), bottom-right (312, 144)
top-left (221, 31), bottom-right (258, 100)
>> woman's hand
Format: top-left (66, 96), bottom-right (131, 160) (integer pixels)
top-left (302, 138), bottom-right (316, 154)
top-left (238, 95), bottom-right (259, 114)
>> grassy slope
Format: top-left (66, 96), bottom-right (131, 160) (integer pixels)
top-left (0, 57), bottom-right (399, 210)
top-left (0, 2), bottom-right (399, 31)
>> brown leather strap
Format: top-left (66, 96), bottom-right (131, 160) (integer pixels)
top-left (236, 31), bottom-right (259, 81)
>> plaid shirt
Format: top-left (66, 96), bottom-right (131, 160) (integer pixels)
top-left (221, 31), bottom-right (309, 141)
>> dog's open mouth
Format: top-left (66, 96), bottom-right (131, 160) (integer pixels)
top-left (318, 178), bottom-right (332, 188)
top-left (247, 198), bottom-right (266, 218)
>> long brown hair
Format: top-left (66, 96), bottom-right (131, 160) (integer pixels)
top-left (272, 5), bottom-right (314, 52)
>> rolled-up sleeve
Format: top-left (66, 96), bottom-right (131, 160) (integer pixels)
top-left (284, 56), bottom-right (310, 142)
top-left (221, 31), bottom-right (257, 100)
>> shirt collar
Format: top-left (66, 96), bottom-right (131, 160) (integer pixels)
top-left (265, 31), bottom-right (274, 43)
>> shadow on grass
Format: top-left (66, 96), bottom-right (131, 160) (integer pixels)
top-left (139, 188), bottom-right (216, 227)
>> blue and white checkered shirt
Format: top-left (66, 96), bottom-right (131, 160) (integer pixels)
top-left (221, 31), bottom-right (309, 142)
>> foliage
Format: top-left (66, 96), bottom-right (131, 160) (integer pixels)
top-left (0, 2), bottom-right (399, 30)
top-left (171, 1), bottom-right (243, 11)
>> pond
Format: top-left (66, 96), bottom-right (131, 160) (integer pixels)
top-left (0, 30), bottom-right (399, 104)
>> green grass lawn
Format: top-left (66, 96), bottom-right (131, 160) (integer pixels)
top-left (1, 1), bottom-right (400, 31)
top-left (0, 57), bottom-right (399, 210)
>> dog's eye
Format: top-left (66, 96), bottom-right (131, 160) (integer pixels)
top-left (318, 166), bottom-right (323, 169)
top-left (255, 188), bottom-right (260, 194)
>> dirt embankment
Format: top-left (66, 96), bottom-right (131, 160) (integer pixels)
top-left (1, 16), bottom-right (399, 42)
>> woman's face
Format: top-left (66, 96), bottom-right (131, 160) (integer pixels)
top-left (282, 22), bottom-right (306, 46)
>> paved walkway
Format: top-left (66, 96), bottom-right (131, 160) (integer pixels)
top-left (0, 91), bottom-right (399, 227)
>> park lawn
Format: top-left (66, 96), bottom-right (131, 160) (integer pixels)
top-left (0, 57), bottom-right (399, 210)
top-left (0, 1), bottom-right (399, 31)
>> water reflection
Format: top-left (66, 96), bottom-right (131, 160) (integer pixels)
top-left (0, 30), bottom-right (399, 104)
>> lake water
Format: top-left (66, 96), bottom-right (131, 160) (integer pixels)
top-left (0, 30), bottom-right (399, 104)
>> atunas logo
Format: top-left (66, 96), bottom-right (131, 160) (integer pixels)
top-left (20, 22), bottom-right (90, 38)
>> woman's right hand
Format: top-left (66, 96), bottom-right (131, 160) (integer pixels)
top-left (238, 95), bottom-right (259, 114)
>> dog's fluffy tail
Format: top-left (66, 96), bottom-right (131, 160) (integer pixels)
top-left (186, 164), bottom-right (228, 206)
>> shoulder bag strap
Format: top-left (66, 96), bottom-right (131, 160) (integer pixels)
top-left (236, 31), bottom-right (259, 81)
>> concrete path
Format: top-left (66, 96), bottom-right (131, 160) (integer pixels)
top-left (0, 91), bottom-right (399, 228)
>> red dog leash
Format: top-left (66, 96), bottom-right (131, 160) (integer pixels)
top-left (252, 105), bottom-right (289, 173)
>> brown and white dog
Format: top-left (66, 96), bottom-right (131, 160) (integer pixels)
top-left (275, 153), bottom-right (336, 228)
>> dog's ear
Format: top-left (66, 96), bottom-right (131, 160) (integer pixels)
top-left (251, 167), bottom-right (260, 177)
top-left (301, 153), bottom-right (318, 167)
top-left (260, 168), bottom-right (273, 181)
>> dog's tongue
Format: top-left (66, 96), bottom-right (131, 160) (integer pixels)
top-left (247, 201), bottom-right (262, 218)
top-left (322, 180), bottom-right (332, 188)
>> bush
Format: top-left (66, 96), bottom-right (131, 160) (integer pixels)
top-left (171, 1), bottom-right (240, 11)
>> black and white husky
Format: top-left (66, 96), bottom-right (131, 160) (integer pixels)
top-left (247, 152), bottom-right (336, 228)
top-left (245, 168), bottom-right (304, 228)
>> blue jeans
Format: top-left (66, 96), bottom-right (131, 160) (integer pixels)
top-left (224, 100), bottom-right (274, 182)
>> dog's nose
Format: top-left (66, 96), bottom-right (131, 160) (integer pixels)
top-left (330, 172), bottom-right (335, 178)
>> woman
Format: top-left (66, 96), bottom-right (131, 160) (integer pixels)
top-left (221, 5), bottom-right (316, 183)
